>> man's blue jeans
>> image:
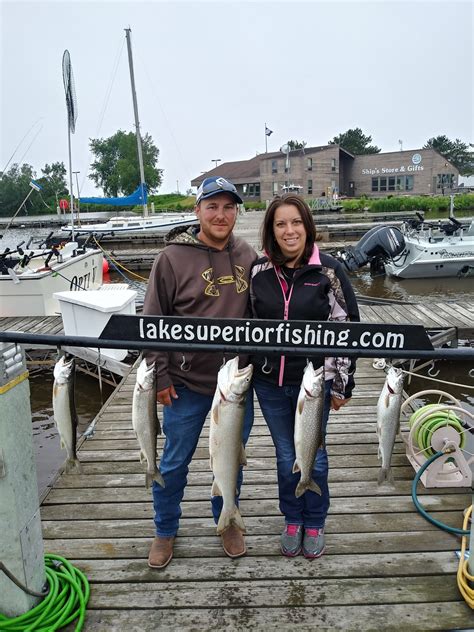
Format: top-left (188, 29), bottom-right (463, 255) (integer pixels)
top-left (152, 383), bottom-right (254, 537)
top-left (253, 378), bottom-right (332, 529)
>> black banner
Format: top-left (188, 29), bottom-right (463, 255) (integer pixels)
top-left (99, 315), bottom-right (433, 354)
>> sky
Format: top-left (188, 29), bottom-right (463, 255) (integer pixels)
top-left (1, 0), bottom-right (473, 197)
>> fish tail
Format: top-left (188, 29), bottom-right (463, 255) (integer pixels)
top-left (65, 458), bottom-right (82, 474)
top-left (295, 478), bottom-right (322, 498)
top-left (153, 469), bottom-right (165, 488)
top-left (377, 466), bottom-right (394, 485)
top-left (145, 468), bottom-right (166, 489)
top-left (217, 505), bottom-right (246, 535)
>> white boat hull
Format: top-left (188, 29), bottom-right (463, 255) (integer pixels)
top-left (385, 238), bottom-right (474, 279)
top-left (61, 214), bottom-right (199, 235)
top-left (0, 249), bottom-right (103, 317)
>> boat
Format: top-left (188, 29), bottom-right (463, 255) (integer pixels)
top-left (59, 29), bottom-right (196, 239)
top-left (0, 239), bottom-right (103, 316)
top-left (60, 212), bottom-right (198, 236)
top-left (383, 214), bottom-right (474, 279)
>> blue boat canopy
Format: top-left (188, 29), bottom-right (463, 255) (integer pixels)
top-left (79, 184), bottom-right (147, 206)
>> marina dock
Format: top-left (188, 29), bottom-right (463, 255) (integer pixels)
top-left (39, 358), bottom-right (472, 630)
top-left (1, 300), bottom-right (473, 629)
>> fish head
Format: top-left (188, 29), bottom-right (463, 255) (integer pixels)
top-left (53, 355), bottom-right (75, 384)
top-left (386, 367), bottom-right (404, 394)
top-left (302, 362), bottom-right (325, 397)
top-left (217, 357), bottom-right (253, 402)
top-left (136, 358), bottom-right (156, 391)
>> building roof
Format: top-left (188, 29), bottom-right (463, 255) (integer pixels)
top-left (191, 155), bottom-right (263, 186)
top-left (191, 145), bottom-right (354, 186)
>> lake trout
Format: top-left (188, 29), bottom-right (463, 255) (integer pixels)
top-left (209, 357), bottom-right (253, 535)
top-left (376, 366), bottom-right (404, 484)
top-left (293, 363), bottom-right (325, 498)
top-left (52, 355), bottom-right (81, 473)
top-left (132, 359), bottom-right (165, 489)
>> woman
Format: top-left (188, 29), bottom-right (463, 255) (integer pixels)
top-left (250, 194), bottom-right (359, 559)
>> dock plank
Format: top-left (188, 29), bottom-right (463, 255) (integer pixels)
top-left (33, 353), bottom-right (473, 631)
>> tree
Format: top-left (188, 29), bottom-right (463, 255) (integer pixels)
top-left (0, 163), bottom-right (36, 217)
top-left (424, 136), bottom-right (474, 176)
top-left (287, 140), bottom-right (307, 150)
top-left (37, 162), bottom-right (69, 211)
top-left (89, 130), bottom-right (163, 196)
top-left (0, 162), bottom-right (70, 217)
top-left (329, 128), bottom-right (381, 155)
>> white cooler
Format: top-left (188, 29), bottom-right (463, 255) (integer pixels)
top-left (54, 289), bottom-right (137, 361)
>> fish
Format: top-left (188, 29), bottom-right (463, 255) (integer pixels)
top-left (132, 358), bottom-right (165, 489)
top-left (293, 362), bottom-right (325, 498)
top-left (52, 355), bottom-right (81, 473)
top-left (209, 356), bottom-right (253, 535)
top-left (376, 366), bottom-right (404, 484)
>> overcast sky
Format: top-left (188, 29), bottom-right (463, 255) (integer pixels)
top-left (1, 0), bottom-right (472, 197)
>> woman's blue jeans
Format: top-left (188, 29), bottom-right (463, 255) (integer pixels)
top-left (253, 378), bottom-right (332, 529)
top-left (152, 384), bottom-right (254, 537)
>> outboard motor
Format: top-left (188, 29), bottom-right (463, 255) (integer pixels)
top-left (336, 225), bottom-right (406, 272)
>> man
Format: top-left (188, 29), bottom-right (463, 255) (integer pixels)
top-left (143, 176), bottom-right (257, 569)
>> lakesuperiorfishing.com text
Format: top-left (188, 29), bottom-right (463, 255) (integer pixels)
top-left (138, 319), bottom-right (406, 350)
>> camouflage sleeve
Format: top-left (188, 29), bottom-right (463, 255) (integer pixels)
top-left (323, 264), bottom-right (358, 399)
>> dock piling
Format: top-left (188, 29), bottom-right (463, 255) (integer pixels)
top-left (0, 343), bottom-right (45, 616)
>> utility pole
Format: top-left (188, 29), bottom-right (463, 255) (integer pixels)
top-left (212, 159), bottom-right (221, 169)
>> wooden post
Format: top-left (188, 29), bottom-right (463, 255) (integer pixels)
top-left (0, 343), bottom-right (45, 616)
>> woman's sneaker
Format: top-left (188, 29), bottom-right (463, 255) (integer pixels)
top-left (280, 524), bottom-right (303, 557)
top-left (302, 527), bottom-right (325, 559)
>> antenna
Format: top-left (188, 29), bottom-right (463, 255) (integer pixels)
top-left (62, 50), bottom-right (78, 240)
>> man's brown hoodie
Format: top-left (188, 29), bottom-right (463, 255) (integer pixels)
top-left (143, 225), bottom-right (257, 395)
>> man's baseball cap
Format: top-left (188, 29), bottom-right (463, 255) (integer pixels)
top-left (196, 176), bottom-right (243, 205)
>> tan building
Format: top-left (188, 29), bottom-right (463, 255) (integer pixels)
top-left (191, 146), bottom-right (459, 202)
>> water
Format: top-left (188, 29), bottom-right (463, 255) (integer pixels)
top-left (29, 364), bottom-right (114, 496)
top-left (349, 269), bottom-right (473, 303)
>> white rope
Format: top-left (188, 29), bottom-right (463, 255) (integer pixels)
top-left (400, 368), bottom-right (474, 390)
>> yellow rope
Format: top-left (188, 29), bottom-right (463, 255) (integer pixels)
top-left (457, 505), bottom-right (473, 608)
top-left (93, 236), bottom-right (149, 282)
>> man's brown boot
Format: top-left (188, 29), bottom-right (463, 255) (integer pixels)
top-left (221, 525), bottom-right (246, 558)
top-left (148, 536), bottom-right (175, 569)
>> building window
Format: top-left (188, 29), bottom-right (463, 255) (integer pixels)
top-left (255, 183), bottom-right (260, 197)
top-left (331, 158), bottom-right (336, 171)
top-left (436, 173), bottom-right (454, 189)
top-left (248, 184), bottom-right (254, 196)
top-left (307, 158), bottom-right (313, 171)
top-left (307, 179), bottom-right (313, 195)
top-left (372, 175), bottom-right (414, 192)
top-left (271, 160), bottom-right (277, 174)
top-left (242, 184), bottom-right (248, 195)
top-left (272, 182), bottom-right (278, 195)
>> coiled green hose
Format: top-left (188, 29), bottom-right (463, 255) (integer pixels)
top-left (0, 554), bottom-right (90, 631)
top-left (411, 450), bottom-right (470, 536)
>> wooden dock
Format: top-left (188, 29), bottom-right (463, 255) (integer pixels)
top-left (39, 358), bottom-right (472, 630)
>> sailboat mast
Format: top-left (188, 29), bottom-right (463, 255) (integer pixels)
top-left (125, 28), bottom-right (148, 217)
